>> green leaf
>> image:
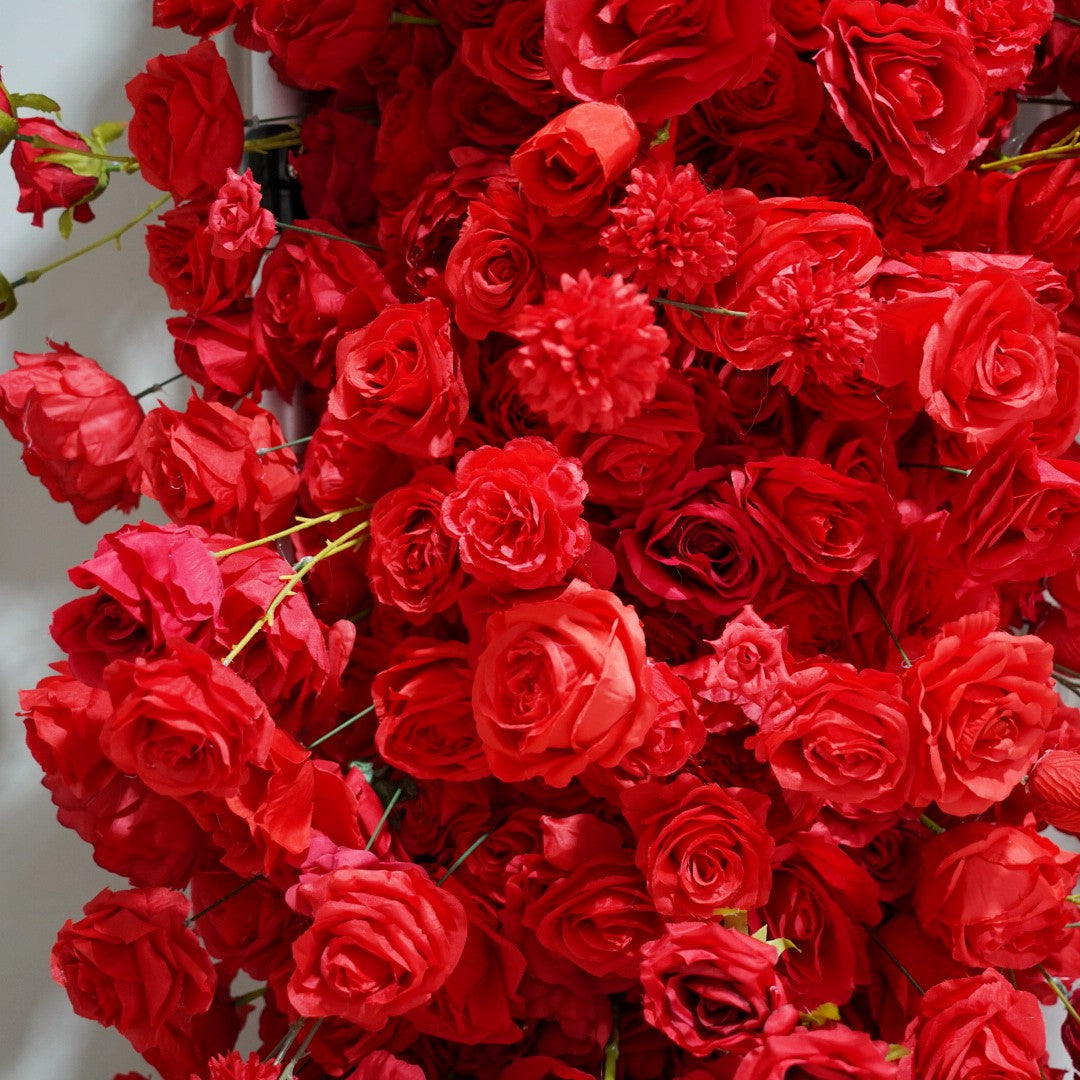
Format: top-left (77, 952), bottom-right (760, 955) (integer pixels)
top-left (57, 206), bottom-right (74, 239)
top-left (0, 273), bottom-right (17, 319)
top-left (715, 908), bottom-right (749, 934)
top-left (10, 92), bottom-right (61, 114)
top-left (35, 148), bottom-right (106, 181)
top-left (800, 1003), bottom-right (840, 1028)
top-left (885, 1045), bottom-right (912, 1062)
top-left (90, 121), bottom-right (125, 147)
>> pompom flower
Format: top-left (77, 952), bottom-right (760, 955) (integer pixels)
top-left (601, 162), bottom-right (736, 296)
top-left (510, 271), bottom-right (669, 433)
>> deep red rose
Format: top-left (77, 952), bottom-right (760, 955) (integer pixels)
top-left (498, 1059), bottom-right (594, 1080)
top-left (250, 0), bottom-right (392, 93)
top-left (442, 437), bottom-right (589, 589)
top-left (288, 862), bottom-right (467, 1028)
top-left (903, 611), bottom-right (1058, 816)
top-left (817, 1), bottom-right (987, 187)
top-left (207, 168), bottom-right (276, 260)
top-left (373, 638), bottom-right (489, 782)
top-left (126, 41), bottom-right (243, 202)
top-left (1028, 750), bottom-right (1080, 834)
top-left (429, 57), bottom-right (540, 152)
top-left (734, 456), bottom-right (896, 583)
top-left (751, 663), bottom-right (918, 813)
top-left (102, 639), bottom-right (274, 799)
top-left (0, 343), bottom-right (143, 522)
top-left (11, 117), bottom-right (99, 227)
top-left (328, 298), bottom-right (469, 460)
top-left (622, 774), bottom-right (773, 917)
top-left (916, 822), bottom-right (1080, 969)
top-left (640, 922), bottom-right (787, 1056)
top-left (733, 1025), bottom-right (897, 1079)
top-left (146, 200), bottom-right (261, 314)
top-left (135, 395), bottom-right (299, 540)
top-left (544, 0), bottom-right (775, 125)
top-left (472, 580), bottom-right (657, 786)
top-left (899, 969), bottom-right (1047, 1080)
top-left (511, 102), bottom-right (640, 219)
top-left (51, 887), bottom-right (216, 1054)
top-left (167, 307), bottom-right (262, 402)
top-left (152, 0), bottom-right (240, 37)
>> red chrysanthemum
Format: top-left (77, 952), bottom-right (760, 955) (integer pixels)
top-left (743, 261), bottom-right (878, 392)
top-left (601, 162), bottom-right (736, 296)
top-left (201, 1051), bottom-right (281, 1080)
top-left (510, 271), bottom-right (670, 433)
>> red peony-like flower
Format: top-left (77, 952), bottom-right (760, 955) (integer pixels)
top-left (510, 271), bottom-right (669, 433)
top-left (601, 162), bottom-right (736, 297)
top-left (207, 168), bottom-right (276, 259)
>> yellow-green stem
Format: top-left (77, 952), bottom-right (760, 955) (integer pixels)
top-left (212, 506), bottom-right (367, 559)
top-left (16, 132), bottom-right (138, 166)
top-left (1039, 965), bottom-right (1080, 1027)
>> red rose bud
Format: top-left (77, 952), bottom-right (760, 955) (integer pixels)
top-left (0, 344), bottom-right (144, 522)
top-left (511, 101), bottom-right (640, 218)
top-left (1028, 749), bottom-right (1080, 834)
top-left (0, 70), bottom-right (16, 152)
top-left (11, 117), bottom-right (99, 228)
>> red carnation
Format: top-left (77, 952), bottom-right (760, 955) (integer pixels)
top-left (199, 1052), bottom-right (281, 1080)
top-left (511, 271), bottom-right (669, 433)
top-left (207, 168), bottom-right (276, 260)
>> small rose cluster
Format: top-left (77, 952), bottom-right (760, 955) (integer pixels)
top-left (6, 1), bottom-right (1080, 1078)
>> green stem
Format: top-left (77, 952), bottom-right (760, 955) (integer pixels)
top-left (868, 928), bottom-right (925, 996)
top-left (654, 296), bottom-right (748, 318)
top-left (602, 1005), bottom-right (620, 1080)
top-left (307, 705), bottom-right (376, 751)
top-left (1039, 964), bottom-right (1080, 1026)
top-left (1018, 96), bottom-right (1080, 107)
top-left (15, 131), bottom-right (138, 166)
top-left (857, 579), bottom-right (912, 668)
top-left (232, 986), bottom-right (266, 1007)
top-left (278, 1019), bottom-right (322, 1080)
top-left (270, 1019), bottom-right (307, 1063)
top-left (365, 788), bottom-right (403, 852)
top-left (186, 874), bottom-right (264, 925)
top-left (390, 11), bottom-right (441, 24)
top-left (897, 462), bottom-right (971, 476)
top-left (919, 813), bottom-right (946, 835)
top-left (438, 832), bottom-right (491, 886)
top-left (276, 221), bottom-right (381, 251)
top-left (13, 193), bottom-right (170, 287)
top-left (212, 505), bottom-right (367, 560)
top-left (134, 370), bottom-right (186, 400)
top-left (257, 434), bottom-right (313, 457)
top-left (1055, 12), bottom-right (1080, 28)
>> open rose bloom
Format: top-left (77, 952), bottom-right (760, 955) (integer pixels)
top-left (8, 1), bottom-right (1080, 1077)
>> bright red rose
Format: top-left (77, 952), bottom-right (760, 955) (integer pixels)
top-left (442, 437), bottom-right (589, 590)
top-left (640, 922), bottom-right (787, 1056)
top-left (1028, 750), bottom-right (1080, 834)
top-left (126, 41), bottom-right (244, 202)
top-left (899, 969), bottom-right (1047, 1080)
top-left (11, 117), bottom-right (99, 228)
top-left (101, 639), bottom-right (274, 799)
top-left (51, 887), bottom-right (216, 1054)
top-left (903, 612), bottom-right (1058, 816)
top-left (511, 102), bottom-right (640, 219)
top-left (544, 0), bottom-right (775, 125)
top-left (472, 579), bottom-right (657, 786)
top-left (167, 308), bottom-right (262, 401)
top-left (733, 1024), bottom-right (897, 1079)
top-left (207, 168), bottom-right (276, 259)
top-left (916, 822), bottom-right (1080, 969)
top-left (135, 395), bottom-right (299, 540)
top-left (817, 1), bottom-right (987, 187)
top-left (288, 862), bottom-right (467, 1029)
top-left (734, 456), bottom-right (896, 583)
top-left (0, 343), bottom-right (143, 522)
top-left (622, 774), bottom-right (773, 917)
top-left (328, 298), bottom-right (469, 460)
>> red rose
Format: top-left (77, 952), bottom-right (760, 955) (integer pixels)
top-left (101, 640), bottom-right (274, 799)
top-left (442, 437), bottom-right (589, 590)
top-left (733, 1024), bottom-right (897, 1079)
top-left (622, 774), bottom-right (774, 917)
top-left (640, 922), bottom-right (787, 1055)
top-left (511, 102), bottom-right (640, 219)
top-left (288, 862), bottom-right (467, 1028)
top-left (135, 395), bottom-right (299, 539)
top-left (472, 580), bottom-right (656, 786)
top-left (429, 57), bottom-right (540, 153)
top-left (328, 299), bottom-right (469, 460)
top-left (51, 887), bottom-right (216, 1054)
top-left (345, 1052), bottom-right (425, 1080)
top-left (544, 0), bottom-right (775, 124)
top-left (899, 969), bottom-right (1048, 1080)
top-left (126, 41), bottom-right (244, 202)
top-left (11, 117), bottom-right (99, 228)
top-left (0, 343), bottom-right (143, 522)
top-left (916, 822), bottom-right (1080, 969)
top-left (207, 168), bottom-right (276, 259)
top-left (167, 308), bottom-right (262, 401)
top-left (817, 1), bottom-right (987, 187)
top-left (1028, 750), bottom-right (1080, 834)
top-left (373, 639), bottom-right (490, 782)
top-left (152, 0), bottom-right (240, 37)
top-left (903, 612), bottom-right (1058, 816)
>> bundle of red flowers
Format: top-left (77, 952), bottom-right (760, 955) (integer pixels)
top-left (5, 1), bottom-right (1080, 1077)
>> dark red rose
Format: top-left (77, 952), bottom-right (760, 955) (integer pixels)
top-left (733, 1024), bottom-right (897, 1079)
top-left (0, 343), bottom-right (143, 522)
top-left (472, 580), bottom-right (657, 786)
top-left (207, 168), bottom-right (276, 260)
top-left (916, 822), bottom-right (1080, 969)
top-left (511, 102), bottom-right (640, 219)
top-left (11, 117), bottom-right (99, 227)
top-left (429, 57), bottom-right (540, 152)
top-left (817, 1), bottom-right (987, 187)
top-left (544, 0), bottom-right (775, 124)
top-left (152, 0), bottom-right (240, 36)
top-left (328, 298), bottom-right (469, 460)
top-left (899, 969), bottom-right (1048, 1080)
top-left (640, 922), bottom-right (788, 1055)
top-left (442, 437), bottom-right (589, 589)
top-left (903, 611), bottom-right (1058, 816)
top-left (51, 887), bottom-right (216, 1054)
top-left (101, 639), bottom-right (274, 799)
top-left (345, 1052), bottom-right (425, 1080)
top-left (288, 862), bottom-right (467, 1028)
top-left (622, 774), bottom-right (773, 917)
top-left (126, 41), bottom-right (244, 202)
